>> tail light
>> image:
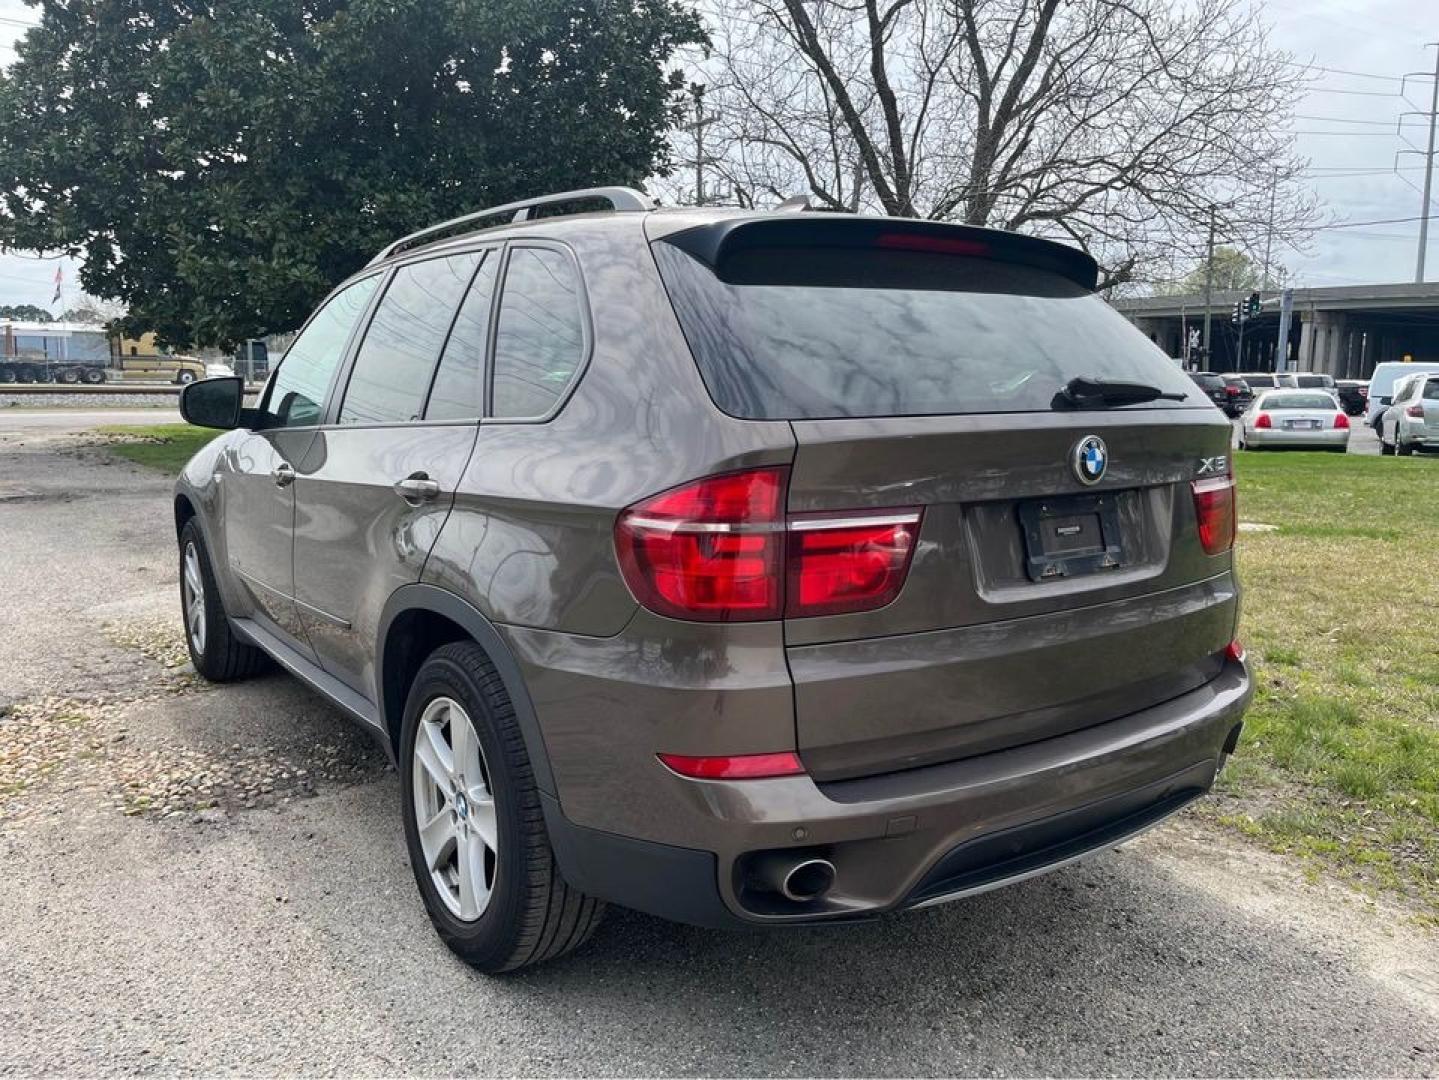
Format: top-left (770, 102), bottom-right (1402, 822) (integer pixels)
top-left (1255, 413), bottom-right (1272, 429)
top-left (1407, 403), bottom-right (1425, 418)
top-left (1192, 473), bottom-right (1237, 556)
top-left (1225, 639), bottom-right (1246, 663)
top-left (1335, 412), bottom-right (1350, 429)
top-left (615, 468), bottom-right (922, 621)
top-left (1225, 385), bottom-right (1239, 396)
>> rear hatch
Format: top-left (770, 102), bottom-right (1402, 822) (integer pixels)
top-left (653, 216), bottom-right (1238, 781)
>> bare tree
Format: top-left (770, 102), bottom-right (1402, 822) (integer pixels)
top-left (692, 0), bottom-right (1317, 289)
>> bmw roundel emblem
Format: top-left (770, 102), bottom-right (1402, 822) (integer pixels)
top-left (1072, 435), bottom-right (1107, 485)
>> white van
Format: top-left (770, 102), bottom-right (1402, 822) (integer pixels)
top-left (1366, 361), bottom-right (1439, 427)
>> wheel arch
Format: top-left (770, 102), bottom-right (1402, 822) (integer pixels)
top-left (174, 492), bottom-right (198, 537)
top-left (377, 584), bottom-right (557, 794)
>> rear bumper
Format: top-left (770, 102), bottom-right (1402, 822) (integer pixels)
top-left (542, 655), bottom-right (1252, 928)
top-left (1245, 427), bottom-right (1349, 448)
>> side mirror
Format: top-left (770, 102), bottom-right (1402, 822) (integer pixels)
top-left (179, 376), bottom-right (244, 430)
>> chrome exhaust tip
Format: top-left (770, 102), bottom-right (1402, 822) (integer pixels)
top-left (780, 858), bottom-right (837, 902)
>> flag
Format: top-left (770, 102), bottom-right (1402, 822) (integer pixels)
top-left (51, 266), bottom-right (62, 305)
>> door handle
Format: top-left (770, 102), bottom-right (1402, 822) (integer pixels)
top-left (394, 473), bottom-right (441, 504)
top-left (271, 463), bottom-right (295, 487)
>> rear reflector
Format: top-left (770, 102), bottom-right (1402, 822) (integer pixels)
top-left (657, 751), bottom-right (805, 779)
top-left (616, 468), bottom-right (921, 621)
top-left (1192, 474), bottom-right (1237, 556)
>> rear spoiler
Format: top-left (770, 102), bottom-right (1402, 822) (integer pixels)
top-left (659, 214), bottom-right (1100, 292)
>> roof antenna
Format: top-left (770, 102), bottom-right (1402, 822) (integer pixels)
top-left (775, 193), bottom-right (812, 212)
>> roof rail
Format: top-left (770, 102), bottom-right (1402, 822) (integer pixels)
top-left (368, 186), bottom-right (656, 266)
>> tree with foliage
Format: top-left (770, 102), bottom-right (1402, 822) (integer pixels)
top-left (0, 0), bottom-right (704, 348)
top-left (687, 0), bottom-right (1315, 289)
top-left (1162, 246), bottom-right (1281, 296)
top-left (0, 303), bottom-right (54, 322)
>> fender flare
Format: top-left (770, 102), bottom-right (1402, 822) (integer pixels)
top-left (376, 583), bottom-right (557, 795)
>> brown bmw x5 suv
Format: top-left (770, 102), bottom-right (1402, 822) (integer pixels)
top-left (174, 187), bottom-right (1251, 972)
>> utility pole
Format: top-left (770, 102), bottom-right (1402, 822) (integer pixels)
top-left (1416, 43), bottom-right (1439, 282)
top-left (683, 85), bottom-right (717, 207)
top-left (1202, 207), bottom-right (1216, 367)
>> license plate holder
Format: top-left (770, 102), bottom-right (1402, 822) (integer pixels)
top-left (1287, 419), bottom-right (1318, 430)
top-left (1018, 493), bottom-right (1125, 582)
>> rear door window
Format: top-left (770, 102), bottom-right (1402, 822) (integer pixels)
top-left (490, 246), bottom-right (587, 419)
top-left (339, 253), bottom-right (479, 424)
top-left (426, 252), bottom-right (498, 421)
top-left (653, 243), bottom-right (1198, 419)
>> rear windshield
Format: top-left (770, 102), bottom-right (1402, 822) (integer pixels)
top-left (1242, 374), bottom-right (1276, 388)
top-left (653, 243), bottom-right (1199, 419)
top-left (1224, 377), bottom-right (1250, 389)
top-left (1295, 373), bottom-right (1333, 388)
top-left (1191, 374), bottom-right (1224, 390)
top-left (1263, 393), bottom-right (1335, 410)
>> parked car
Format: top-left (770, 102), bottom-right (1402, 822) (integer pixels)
top-left (1335, 379), bottom-right (1369, 417)
top-left (1379, 372), bottom-right (1439, 456)
top-left (1292, 372), bottom-right (1337, 394)
top-left (1221, 375), bottom-right (1254, 415)
top-left (1188, 371), bottom-right (1235, 414)
top-left (1366, 361), bottom-right (1439, 429)
top-left (171, 187), bottom-right (1251, 972)
top-left (1238, 389), bottom-right (1350, 451)
top-left (1232, 371), bottom-right (1282, 391)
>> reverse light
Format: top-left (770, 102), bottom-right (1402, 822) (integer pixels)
top-left (1192, 473), bottom-right (1237, 556)
top-left (615, 468), bottom-right (922, 621)
top-left (657, 751), bottom-right (805, 779)
top-left (1254, 413), bottom-right (1272, 429)
top-left (787, 512), bottom-right (920, 618)
top-left (1334, 412), bottom-right (1350, 429)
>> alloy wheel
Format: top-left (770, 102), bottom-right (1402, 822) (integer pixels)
top-left (182, 541), bottom-right (206, 655)
top-left (412, 696), bottom-right (499, 922)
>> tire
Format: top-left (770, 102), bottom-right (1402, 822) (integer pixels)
top-left (0, 366), bottom-right (14, 384)
top-left (400, 641), bottom-right (604, 973)
top-left (82, 367), bottom-right (106, 385)
top-left (1381, 425), bottom-right (1396, 456)
top-left (176, 370), bottom-right (197, 385)
top-left (178, 519), bottom-right (268, 682)
top-left (59, 367), bottom-right (80, 384)
top-left (1397, 430), bottom-right (1414, 457)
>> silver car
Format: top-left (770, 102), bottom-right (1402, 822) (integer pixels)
top-left (1239, 389), bottom-right (1350, 451)
top-left (1380, 372), bottom-right (1439, 456)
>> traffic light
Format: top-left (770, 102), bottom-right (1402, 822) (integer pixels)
top-left (1231, 299), bottom-right (1243, 326)
top-left (1246, 291), bottom-right (1261, 318)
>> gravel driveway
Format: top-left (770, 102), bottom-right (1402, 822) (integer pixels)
top-left (1, 422), bottom-right (1436, 1077)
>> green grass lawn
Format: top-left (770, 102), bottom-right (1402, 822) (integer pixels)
top-left (98, 424), bottom-right (219, 473)
top-left (1208, 449), bottom-right (1439, 919)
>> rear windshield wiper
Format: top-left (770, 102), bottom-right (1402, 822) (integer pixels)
top-left (1053, 375), bottom-right (1188, 410)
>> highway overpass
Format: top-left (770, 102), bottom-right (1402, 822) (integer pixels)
top-left (1112, 282), bottom-right (1439, 376)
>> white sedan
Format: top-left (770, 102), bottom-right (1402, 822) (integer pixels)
top-left (1238, 389), bottom-right (1350, 452)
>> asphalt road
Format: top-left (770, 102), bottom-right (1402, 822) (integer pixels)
top-left (1, 423), bottom-right (1436, 1077)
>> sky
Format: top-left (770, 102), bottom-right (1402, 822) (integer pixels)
top-left (0, 0), bottom-right (1434, 310)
